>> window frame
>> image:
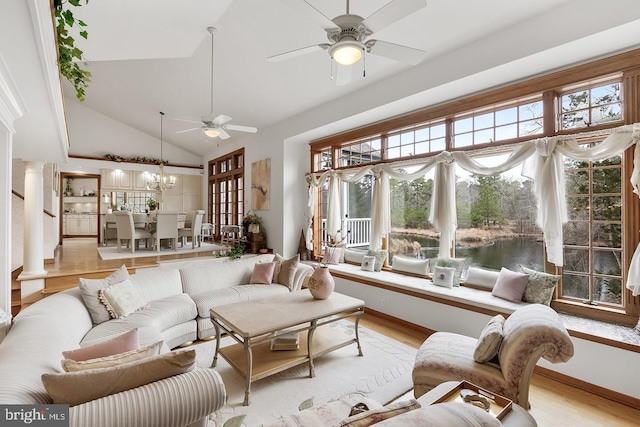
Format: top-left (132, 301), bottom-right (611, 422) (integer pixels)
top-left (310, 50), bottom-right (640, 325)
top-left (208, 148), bottom-right (244, 238)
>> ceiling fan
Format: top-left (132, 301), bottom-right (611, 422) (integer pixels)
top-left (269, 0), bottom-right (427, 82)
top-left (174, 27), bottom-right (257, 140)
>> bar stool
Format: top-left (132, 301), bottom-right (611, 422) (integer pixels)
top-left (201, 222), bottom-right (214, 243)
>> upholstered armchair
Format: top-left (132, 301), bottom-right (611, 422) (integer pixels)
top-left (151, 211), bottom-right (178, 252)
top-left (412, 304), bottom-right (574, 409)
top-left (113, 211), bottom-right (152, 253)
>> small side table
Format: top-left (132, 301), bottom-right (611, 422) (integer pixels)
top-left (416, 381), bottom-right (537, 427)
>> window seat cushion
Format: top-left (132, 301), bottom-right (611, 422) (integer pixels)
top-left (327, 263), bottom-right (529, 315)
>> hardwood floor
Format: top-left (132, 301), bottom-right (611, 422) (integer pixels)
top-left (42, 238), bottom-right (640, 426)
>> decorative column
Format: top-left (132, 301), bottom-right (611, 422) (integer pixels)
top-left (19, 161), bottom-right (47, 303)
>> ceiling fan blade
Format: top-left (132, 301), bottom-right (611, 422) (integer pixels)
top-left (367, 40), bottom-right (425, 65)
top-left (363, 0), bottom-right (426, 33)
top-left (268, 44), bottom-right (329, 62)
top-left (224, 124), bottom-right (258, 133)
top-left (171, 118), bottom-right (203, 125)
top-left (335, 64), bottom-right (352, 86)
top-left (218, 128), bottom-right (231, 140)
top-left (280, 0), bottom-right (339, 30)
top-left (212, 114), bottom-right (233, 126)
top-left (176, 127), bottom-right (201, 134)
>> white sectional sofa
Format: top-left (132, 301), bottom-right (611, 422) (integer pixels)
top-left (0, 254), bottom-right (313, 427)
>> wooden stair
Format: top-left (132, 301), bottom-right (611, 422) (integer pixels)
top-left (42, 267), bottom-right (137, 296)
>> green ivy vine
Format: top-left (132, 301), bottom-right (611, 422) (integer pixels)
top-left (54, 0), bottom-right (91, 101)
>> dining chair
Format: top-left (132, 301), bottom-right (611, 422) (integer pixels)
top-left (113, 211), bottom-right (152, 253)
top-left (151, 211), bottom-right (178, 252)
top-left (102, 213), bottom-right (117, 246)
top-left (178, 210), bottom-right (205, 249)
top-left (132, 212), bottom-right (148, 230)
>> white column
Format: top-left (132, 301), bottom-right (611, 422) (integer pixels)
top-left (19, 161), bottom-right (47, 287)
top-left (0, 128), bottom-right (11, 319)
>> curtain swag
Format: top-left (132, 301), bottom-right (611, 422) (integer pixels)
top-left (305, 124), bottom-right (640, 278)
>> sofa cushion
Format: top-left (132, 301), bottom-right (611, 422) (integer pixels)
top-left (430, 258), bottom-right (466, 286)
top-left (192, 284), bottom-right (290, 318)
top-left (98, 279), bottom-right (148, 319)
top-left (374, 402), bottom-right (502, 426)
top-left (344, 249), bottom-right (366, 265)
top-left (321, 246), bottom-right (343, 265)
top-left (42, 349), bottom-right (196, 406)
top-left (128, 267), bottom-right (183, 303)
top-left (392, 257), bottom-right (429, 276)
top-left (273, 254), bottom-right (300, 290)
top-left (79, 265), bottom-right (130, 325)
top-left (432, 266), bottom-right (456, 289)
top-left (250, 262), bottom-right (276, 284)
top-left (61, 341), bottom-right (163, 372)
top-left (491, 268), bottom-right (529, 303)
top-left (367, 250), bottom-right (388, 272)
top-left (464, 267), bottom-right (499, 290)
top-left (62, 328), bottom-right (139, 361)
top-left (473, 314), bottom-right (505, 363)
top-left (180, 255), bottom-right (274, 295)
top-left (520, 266), bottom-right (560, 306)
top-left (338, 399), bottom-right (421, 427)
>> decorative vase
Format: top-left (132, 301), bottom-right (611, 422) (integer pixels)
top-left (308, 265), bottom-right (335, 300)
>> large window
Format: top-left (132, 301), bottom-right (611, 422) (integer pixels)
top-left (208, 149), bottom-right (244, 237)
top-left (310, 52), bottom-right (640, 323)
top-left (563, 141), bottom-right (623, 306)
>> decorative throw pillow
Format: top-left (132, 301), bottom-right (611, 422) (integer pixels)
top-left (79, 265), bottom-right (130, 325)
top-left (272, 253), bottom-right (300, 290)
top-left (520, 266), bottom-right (560, 306)
top-left (61, 340), bottom-right (163, 372)
top-left (62, 328), bottom-right (140, 361)
top-left (432, 266), bottom-right (456, 288)
top-left (344, 249), bottom-right (366, 265)
top-left (98, 279), bottom-right (147, 319)
top-left (464, 267), bottom-right (500, 290)
top-left (366, 250), bottom-right (388, 272)
top-left (250, 262), bottom-right (276, 284)
top-left (42, 349), bottom-right (196, 407)
top-left (491, 267), bottom-right (529, 303)
top-left (321, 246), bottom-right (342, 265)
top-left (338, 399), bottom-right (421, 427)
top-left (473, 314), bottom-right (505, 363)
top-left (392, 257), bottom-right (429, 276)
top-left (361, 255), bottom-right (376, 272)
top-left (431, 258), bottom-right (467, 286)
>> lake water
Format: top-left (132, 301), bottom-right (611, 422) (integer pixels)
top-left (390, 234), bottom-right (545, 272)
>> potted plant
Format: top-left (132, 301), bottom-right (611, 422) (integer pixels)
top-left (147, 197), bottom-right (157, 211)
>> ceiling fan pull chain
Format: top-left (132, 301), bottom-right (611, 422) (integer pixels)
top-left (363, 51), bottom-right (366, 78)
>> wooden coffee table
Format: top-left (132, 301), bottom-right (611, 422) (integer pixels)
top-left (209, 291), bottom-right (365, 405)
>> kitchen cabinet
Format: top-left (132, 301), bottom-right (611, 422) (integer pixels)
top-left (64, 214), bottom-right (97, 236)
top-left (102, 169), bottom-right (133, 190)
top-left (133, 171), bottom-right (149, 190)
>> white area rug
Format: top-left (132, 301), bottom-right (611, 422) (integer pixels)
top-left (191, 321), bottom-right (417, 427)
top-left (97, 242), bottom-right (228, 260)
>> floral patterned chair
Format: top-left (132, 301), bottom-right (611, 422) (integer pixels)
top-left (412, 304), bottom-right (574, 409)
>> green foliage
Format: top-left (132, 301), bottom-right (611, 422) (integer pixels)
top-left (217, 244), bottom-right (245, 260)
top-left (389, 176), bottom-right (433, 229)
top-left (102, 153), bottom-right (169, 165)
top-left (54, 0), bottom-right (91, 101)
top-left (469, 175), bottom-right (504, 228)
top-left (146, 197), bottom-right (157, 207)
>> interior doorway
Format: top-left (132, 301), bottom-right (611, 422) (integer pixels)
top-left (59, 172), bottom-right (102, 245)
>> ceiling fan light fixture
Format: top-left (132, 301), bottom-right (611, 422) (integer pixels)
top-left (329, 40), bottom-right (364, 65)
top-left (203, 128), bottom-right (220, 138)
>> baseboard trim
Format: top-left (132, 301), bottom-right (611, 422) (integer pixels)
top-left (534, 366), bottom-right (639, 410)
top-left (364, 307), bottom-right (436, 337)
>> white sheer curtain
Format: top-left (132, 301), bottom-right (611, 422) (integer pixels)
top-left (307, 124), bottom-right (640, 268)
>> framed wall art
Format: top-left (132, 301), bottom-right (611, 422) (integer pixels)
top-left (251, 158), bottom-right (270, 211)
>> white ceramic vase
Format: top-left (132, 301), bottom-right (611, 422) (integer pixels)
top-left (308, 266), bottom-right (335, 300)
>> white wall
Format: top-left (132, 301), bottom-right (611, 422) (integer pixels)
top-left (334, 277), bottom-right (640, 400)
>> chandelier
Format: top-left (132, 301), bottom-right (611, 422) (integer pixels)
top-left (147, 111), bottom-right (176, 191)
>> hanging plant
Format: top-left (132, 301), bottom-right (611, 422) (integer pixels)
top-left (54, 0), bottom-right (91, 101)
top-left (102, 153), bottom-right (167, 165)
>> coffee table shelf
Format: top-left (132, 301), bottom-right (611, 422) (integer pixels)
top-left (220, 323), bottom-right (358, 382)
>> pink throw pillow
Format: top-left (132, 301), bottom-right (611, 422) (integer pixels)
top-left (321, 247), bottom-right (342, 265)
top-left (250, 262), bottom-right (276, 285)
top-left (62, 328), bottom-right (140, 361)
top-left (491, 268), bottom-right (530, 303)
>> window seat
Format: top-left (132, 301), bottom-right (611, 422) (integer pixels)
top-left (324, 262), bottom-right (640, 353)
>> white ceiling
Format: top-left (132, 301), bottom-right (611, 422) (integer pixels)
top-left (47, 0), bottom-right (640, 158)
